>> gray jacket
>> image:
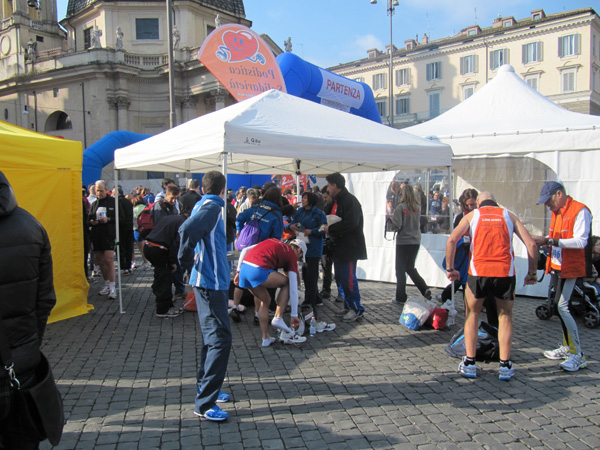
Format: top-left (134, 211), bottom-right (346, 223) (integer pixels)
top-left (391, 203), bottom-right (422, 245)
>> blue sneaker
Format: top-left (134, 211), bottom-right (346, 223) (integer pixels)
top-left (458, 358), bottom-right (477, 378)
top-left (197, 389), bottom-right (231, 403)
top-left (194, 405), bottom-right (228, 421)
top-left (499, 364), bottom-right (515, 381)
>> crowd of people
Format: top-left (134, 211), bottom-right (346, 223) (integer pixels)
top-left (78, 173), bottom-right (595, 423)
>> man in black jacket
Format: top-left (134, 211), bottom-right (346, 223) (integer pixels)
top-left (179, 179), bottom-right (202, 217)
top-left (117, 187), bottom-right (135, 275)
top-left (0, 171), bottom-right (56, 449)
top-left (143, 214), bottom-right (187, 318)
top-left (88, 180), bottom-right (123, 299)
top-left (324, 172), bottom-right (367, 322)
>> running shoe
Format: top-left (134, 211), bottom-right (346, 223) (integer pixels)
top-left (499, 363), bottom-right (515, 381)
top-left (341, 310), bottom-right (364, 322)
top-left (458, 358), bottom-right (477, 378)
top-left (108, 289), bottom-right (117, 299)
top-left (98, 286), bottom-right (110, 296)
top-left (543, 345), bottom-right (570, 360)
top-left (560, 353), bottom-right (587, 372)
top-left (194, 405), bottom-right (228, 421)
top-left (156, 306), bottom-right (183, 318)
top-left (279, 331), bottom-right (307, 344)
top-left (316, 321), bottom-right (336, 332)
top-left (228, 308), bottom-right (241, 323)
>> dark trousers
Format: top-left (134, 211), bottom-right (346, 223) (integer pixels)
top-left (194, 288), bottom-right (232, 414)
top-left (83, 232), bottom-right (91, 277)
top-left (143, 244), bottom-right (174, 314)
top-left (172, 264), bottom-right (185, 295)
top-left (0, 373), bottom-right (41, 450)
top-left (395, 244), bottom-right (429, 303)
top-left (119, 229), bottom-right (134, 270)
top-left (321, 253), bottom-right (333, 293)
top-left (304, 257), bottom-right (321, 320)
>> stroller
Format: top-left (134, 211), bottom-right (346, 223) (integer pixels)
top-left (535, 271), bottom-right (600, 329)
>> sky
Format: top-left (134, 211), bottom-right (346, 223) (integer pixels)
top-left (56, 0), bottom-right (598, 68)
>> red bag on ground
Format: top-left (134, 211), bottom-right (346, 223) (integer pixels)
top-left (184, 291), bottom-right (197, 312)
top-left (426, 308), bottom-right (449, 330)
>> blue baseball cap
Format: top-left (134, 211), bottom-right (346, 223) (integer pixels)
top-left (537, 181), bottom-right (564, 205)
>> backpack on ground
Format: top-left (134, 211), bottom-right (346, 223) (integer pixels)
top-left (235, 208), bottom-right (275, 251)
top-left (137, 202), bottom-right (156, 239)
top-left (444, 321), bottom-right (500, 362)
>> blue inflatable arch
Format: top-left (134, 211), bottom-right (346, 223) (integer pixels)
top-left (82, 131), bottom-right (151, 186)
top-left (277, 53), bottom-right (382, 124)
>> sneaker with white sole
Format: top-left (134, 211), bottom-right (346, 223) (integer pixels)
top-left (261, 337), bottom-right (276, 348)
top-left (194, 405), bottom-right (228, 421)
top-left (499, 363), bottom-right (515, 381)
top-left (197, 389), bottom-right (231, 403)
top-left (279, 331), bottom-right (307, 345)
top-left (560, 353), bottom-right (587, 372)
top-left (458, 358), bottom-right (477, 378)
top-left (316, 321), bottom-right (336, 332)
top-left (156, 306), bottom-right (183, 318)
top-left (108, 289), bottom-right (117, 299)
top-left (543, 345), bottom-right (570, 360)
top-left (98, 286), bottom-right (110, 296)
top-left (341, 309), bottom-right (364, 322)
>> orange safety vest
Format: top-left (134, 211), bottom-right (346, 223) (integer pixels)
top-left (468, 206), bottom-right (515, 277)
top-left (546, 196), bottom-right (592, 278)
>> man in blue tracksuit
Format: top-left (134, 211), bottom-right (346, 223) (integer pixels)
top-left (178, 171), bottom-right (232, 422)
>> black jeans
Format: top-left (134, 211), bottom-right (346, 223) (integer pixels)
top-left (321, 253), bottom-right (333, 293)
top-left (143, 244), bottom-right (174, 314)
top-left (395, 244), bottom-right (429, 303)
top-left (0, 372), bottom-right (41, 450)
top-left (119, 229), bottom-right (134, 270)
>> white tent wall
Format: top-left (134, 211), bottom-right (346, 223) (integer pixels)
top-left (347, 172), bottom-right (451, 290)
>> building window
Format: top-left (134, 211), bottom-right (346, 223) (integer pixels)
top-left (468, 29), bottom-right (477, 36)
top-left (533, 13), bottom-right (541, 20)
top-left (522, 42), bottom-right (543, 64)
top-left (490, 48), bottom-right (509, 70)
top-left (462, 85), bottom-right (475, 100)
top-left (426, 61), bottom-right (441, 81)
top-left (460, 55), bottom-right (478, 75)
top-left (396, 97), bottom-right (409, 115)
top-left (373, 73), bottom-right (387, 91)
top-left (376, 99), bottom-right (387, 118)
top-left (207, 25), bottom-right (215, 37)
top-left (428, 92), bottom-right (440, 118)
top-left (525, 74), bottom-right (540, 91)
top-left (561, 69), bottom-right (576, 93)
top-left (136, 18), bottom-right (159, 40)
top-left (395, 68), bottom-right (410, 86)
top-left (558, 34), bottom-right (581, 58)
top-left (83, 27), bottom-right (92, 49)
top-left (504, 21), bottom-right (512, 27)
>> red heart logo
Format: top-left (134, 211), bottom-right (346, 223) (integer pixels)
top-left (222, 30), bottom-right (259, 62)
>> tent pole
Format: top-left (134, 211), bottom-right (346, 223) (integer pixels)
top-left (114, 167), bottom-right (124, 313)
top-left (448, 165), bottom-right (455, 308)
top-left (223, 152), bottom-right (228, 236)
top-left (295, 159), bottom-right (301, 204)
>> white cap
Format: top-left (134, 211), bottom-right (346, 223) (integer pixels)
top-left (289, 239), bottom-right (307, 262)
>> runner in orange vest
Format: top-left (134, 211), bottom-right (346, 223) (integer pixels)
top-left (533, 181), bottom-right (593, 372)
top-left (446, 192), bottom-right (538, 381)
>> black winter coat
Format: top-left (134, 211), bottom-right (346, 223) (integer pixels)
top-left (0, 172), bottom-right (56, 380)
top-left (328, 187), bottom-right (367, 262)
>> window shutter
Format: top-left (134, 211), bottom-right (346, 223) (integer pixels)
top-left (522, 44), bottom-right (527, 64)
top-left (383, 73), bottom-right (387, 89)
top-left (537, 42), bottom-right (543, 61)
top-left (407, 68), bottom-right (411, 85)
top-left (575, 34), bottom-right (581, 55)
top-left (426, 64), bottom-right (431, 81)
top-left (438, 62), bottom-right (442, 79)
top-left (558, 36), bottom-right (564, 57)
top-left (503, 49), bottom-right (510, 65)
top-left (460, 57), bottom-right (465, 75)
top-left (473, 55), bottom-right (479, 73)
top-left (489, 51), bottom-right (495, 69)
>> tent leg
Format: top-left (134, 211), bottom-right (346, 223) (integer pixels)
top-left (114, 168), bottom-right (124, 314)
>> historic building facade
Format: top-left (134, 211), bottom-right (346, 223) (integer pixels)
top-left (329, 7), bottom-right (600, 128)
top-left (0, 0), bottom-right (280, 180)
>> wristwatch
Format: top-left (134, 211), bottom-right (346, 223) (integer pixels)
top-left (528, 272), bottom-right (537, 277)
top-left (446, 268), bottom-right (454, 272)
top-left (548, 238), bottom-right (556, 246)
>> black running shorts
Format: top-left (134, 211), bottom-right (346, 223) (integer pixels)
top-left (467, 275), bottom-right (516, 301)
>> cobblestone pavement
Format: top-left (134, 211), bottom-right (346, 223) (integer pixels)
top-left (41, 267), bottom-right (600, 449)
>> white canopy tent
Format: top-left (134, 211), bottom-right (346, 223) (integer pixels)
top-left (405, 64), bottom-right (600, 297)
top-left (112, 89), bottom-right (452, 311)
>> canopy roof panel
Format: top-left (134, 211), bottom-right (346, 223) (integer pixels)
top-left (115, 89), bottom-right (452, 173)
top-left (407, 65), bottom-right (600, 156)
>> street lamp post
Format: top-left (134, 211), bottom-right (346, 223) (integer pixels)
top-left (371, 0), bottom-right (399, 128)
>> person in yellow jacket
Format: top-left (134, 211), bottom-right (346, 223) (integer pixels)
top-left (534, 181), bottom-right (593, 372)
